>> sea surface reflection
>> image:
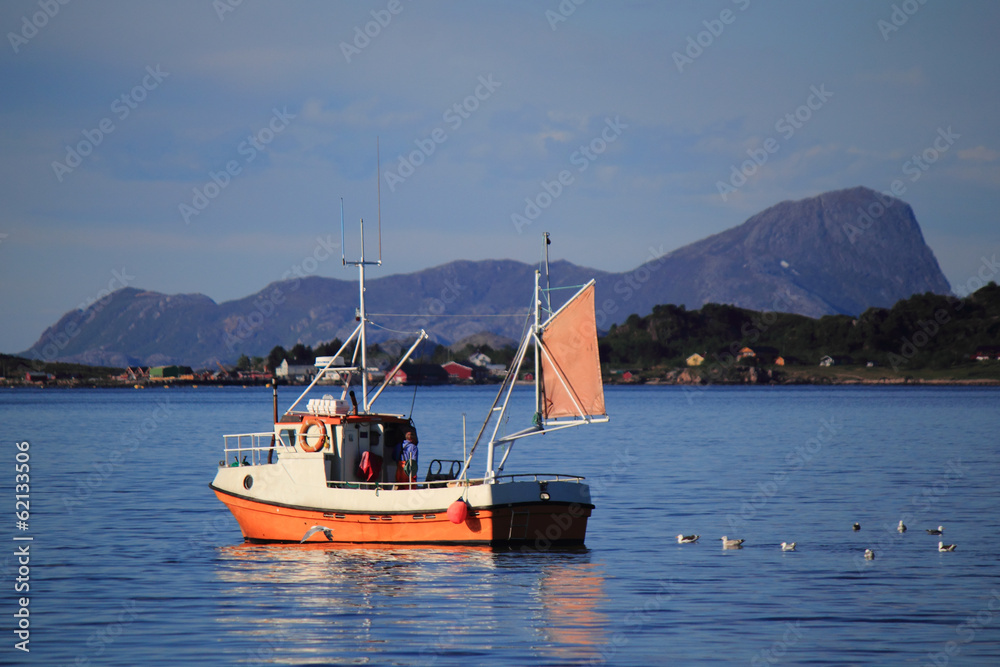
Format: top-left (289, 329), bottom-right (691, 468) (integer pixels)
top-left (215, 543), bottom-right (607, 664)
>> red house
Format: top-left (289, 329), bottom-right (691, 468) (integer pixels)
top-left (442, 361), bottom-right (474, 381)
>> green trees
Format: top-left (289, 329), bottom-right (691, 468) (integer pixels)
top-left (598, 283), bottom-right (1000, 371)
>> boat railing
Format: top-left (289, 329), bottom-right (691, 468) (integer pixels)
top-left (221, 432), bottom-right (287, 467)
top-left (323, 473), bottom-right (586, 490)
top-left (326, 478), bottom-right (488, 491)
top-left (494, 473), bottom-right (586, 483)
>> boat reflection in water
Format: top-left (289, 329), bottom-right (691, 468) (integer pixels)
top-left (215, 543), bottom-right (608, 664)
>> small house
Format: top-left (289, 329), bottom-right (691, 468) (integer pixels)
top-left (275, 359), bottom-right (315, 381)
top-left (686, 353), bottom-right (705, 367)
top-left (149, 365), bottom-right (194, 380)
top-left (468, 352), bottom-right (491, 367)
top-left (973, 346), bottom-right (1000, 361)
top-left (819, 355), bottom-right (835, 367)
top-left (392, 363), bottom-right (448, 385)
top-left (442, 361), bottom-right (474, 381)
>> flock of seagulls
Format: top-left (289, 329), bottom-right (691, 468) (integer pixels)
top-left (673, 521), bottom-right (958, 556)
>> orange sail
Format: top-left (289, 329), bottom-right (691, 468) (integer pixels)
top-left (539, 283), bottom-right (606, 419)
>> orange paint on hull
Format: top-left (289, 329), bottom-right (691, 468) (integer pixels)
top-left (212, 486), bottom-right (590, 546)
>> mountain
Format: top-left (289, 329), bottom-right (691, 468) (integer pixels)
top-left (21, 186), bottom-right (951, 367)
top-left (612, 186), bottom-right (952, 320)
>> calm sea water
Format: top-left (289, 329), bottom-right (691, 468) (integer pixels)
top-left (2, 384), bottom-right (999, 665)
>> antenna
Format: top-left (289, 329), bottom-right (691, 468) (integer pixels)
top-left (340, 198), bottom-right (346, 266)
top-left (376, 137), bottom-right (383, 265)
top-left (543, 232), bottom-right (552, 312)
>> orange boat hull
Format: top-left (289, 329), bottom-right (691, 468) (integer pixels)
top-left (211, 485), bottom-right (590, 547)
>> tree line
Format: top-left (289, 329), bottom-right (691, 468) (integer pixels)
top-left (598, 282), bottom-right (1000, 371)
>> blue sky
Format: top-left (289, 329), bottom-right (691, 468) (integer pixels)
top-left (1, 0), bottom-right (998, 354)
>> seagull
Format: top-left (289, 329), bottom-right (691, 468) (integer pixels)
top-left (781, 542), bottom-right (796, 551)
top-left (721, 536), bottom-right (745, 549)
top-left (864, 549), bottom-right (875, 560)
top-left (897, 520), bottom-right (907, 533)
top-left (676, 534), bottom-right (700, 544)
top-left (926, 526), bottom-right (944, 535)
top-left (853, 522), bottom-right (861, 531)
top-left (938, 542), bottom-right (957, 552)
top-left (300, 525), bottom-right (334, 543)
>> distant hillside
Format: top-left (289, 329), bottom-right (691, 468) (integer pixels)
top-left (20, 186), bottom-right (952, 367)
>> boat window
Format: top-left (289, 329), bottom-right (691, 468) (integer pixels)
top-left (279, 429), bottom-right (296, 448)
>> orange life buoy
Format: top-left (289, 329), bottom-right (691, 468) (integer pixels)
top-left (297, 417), bottom-right (327, 452)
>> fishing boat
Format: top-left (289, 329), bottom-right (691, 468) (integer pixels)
top-left (209, 226), bottom-right (608, 546)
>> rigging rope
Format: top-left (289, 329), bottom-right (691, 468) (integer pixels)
top-left (366, 319), bottom-right (422, 336)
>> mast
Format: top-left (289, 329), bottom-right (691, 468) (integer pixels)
top-left (536, 231), bottom-right (549, 419)
top-left (533, 268), bottom-right (542, 420)
top-left (358, 219), bottom-right (369, 409)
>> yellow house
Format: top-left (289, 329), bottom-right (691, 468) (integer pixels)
top-left (686, 353), bottom-right (705, 367)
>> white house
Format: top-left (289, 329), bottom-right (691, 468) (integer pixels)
top-left (276, 359), bottom-right (315, 381)
top-left (468, 352), bottom-right (491, 367)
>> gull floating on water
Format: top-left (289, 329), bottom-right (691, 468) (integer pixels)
top-left (864, 549), bottom-right (875, 560)
top-left (721, 536), bottom-right (745, 549)
top-left (676, 534), bottom-right (700, 544)
top-left (926, 526), bottom-right (944, 535)
top-left (853, 522), bottom-right (861, 531)
top-left (897, 520), bottom-right (907, 533)
top-left (300, 525), bottom-right (334, 543)
top-left (938, 542), bottom-right (957, 552)
top-left (781, 542), bottom-right (796, 551)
